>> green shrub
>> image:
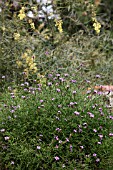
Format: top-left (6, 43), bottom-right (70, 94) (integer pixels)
top-left (0, 73), bottom-right (113, 170)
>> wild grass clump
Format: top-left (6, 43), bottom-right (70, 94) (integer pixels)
top-left (0, 73), bottom-right (113, 170)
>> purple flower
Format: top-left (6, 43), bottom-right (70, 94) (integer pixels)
top-left (97, 141), bottom-right (101, 145)
top-left (56, 74), bottom-right (60, 77)
top-left (74, 111), bottom-right (80, 115)
top-left (71, 80), bottom-right (76, 83)
top-left (21, 83), bottom-right (24, 86)
top-left (69, 102), bottom-right (74, 106)
top-left (58, 104), bottom-right (62, 108)
top-left (73, 91), bottom-right (76, 94)
top-left (66, 138), bottom-right (69, 142)
top-left (37, 146), bottom-right (41, 150)
top-left (98, 134), bottom-right (103, 140)
top-left (93, 153), bottom-right (97, 157)
top-left (11, 161), bottom-right (14, 165)
top-left (96, 158), bottom-right (100, 162)
top-left (70, 144), bottom-right (73, 152)
top-left (52, 98), bottom-right (55, 101)
top-left (55, 145), bottom-right (59, 149)
top-left (80, 146), bottom-right (84, 149)
top-left (64, 73), bottom-right (69, 77)
top-left (48, 74), bottom-right (53, 78)
top-left (45, 51), bottom-right (49, 55)
top-left (56, 88), bottom-right (61, 92)
top-left (24, 82), bottom-right (29, 86)
top-left (96, 75), bottom-right (101, 78)
top-left (4, 136), bottom-right (10, 140)
top-left (48, 82), bottom-right (52, 86)
top-left (54, 156), bottom-right (60, 161)
top-left (93, 129), bottom-right (97, 133)
top-left (73, 129), bottom-right (77, 133)
top-left (2, 76), bottom-right (5, 79)
top-left (109, 133), bottom-right (113, 136)
top-left (40, 100), bottom-right (43, 103)
top-left (0, 129), bottom-right (5, 132)
top-left (109, 116), bottom-right (113, 120)
top-left (88, 112), bottom-right (94, 118)
top-left (56, 128), bottom-right (61, 132)
top-left (55, 136), bottom-right (59, 140)
top-left (21, 96), bottom-right (25, 99)
top-left (59, 78), bottom-right (65, 82)
top-left (10, 110), bottom-right (15, 113)
top-left (37, 88), bottom-right (41, 91)
top-left (59, 140), bottom-right (62, 144)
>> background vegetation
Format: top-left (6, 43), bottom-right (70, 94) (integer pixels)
top-left (0, 0), bottom-right (113, 169)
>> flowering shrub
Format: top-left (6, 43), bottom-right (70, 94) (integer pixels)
top-left (0, 73), bottom-right (113, 169)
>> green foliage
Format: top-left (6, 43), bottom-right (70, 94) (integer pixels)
top-left (1, 73), bottom-right (113, 170)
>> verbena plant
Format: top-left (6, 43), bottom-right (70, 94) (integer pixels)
top-left (0, 72), bottom-right (113, 170)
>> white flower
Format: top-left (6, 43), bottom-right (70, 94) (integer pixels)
top-left (27, 11), bottom-right (34, 18)
top-left (46, 5), bottom-right (53, 14)
top-left (36, 0), bottom-right (41, 3)
top-left (38, 10), bottom-right (45, 18)
top-left (0, 8), bottom-right (2, 13)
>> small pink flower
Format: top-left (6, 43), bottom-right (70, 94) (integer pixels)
top-left (96, 158), bottom-right (100, 162)
top-left (54, 156), bottom-right (60, 161)
top-left (0, 129), bottom-right (5, 132)
top-left (74, 111), bottom-right (80, 115)
top-left (93, 129), bottom-right (97, 133)
top-left (37, 146), bottom-right (41, 150)
top-left (109, 133), bottom-right (113, 136)
top-left (73, 129), bottom-right (77, 133)
top-left (97, 141), bottom-right (101, 145)
top-left (98, 134), bottom-right (103, 140)
top-left (80, 146), bottom-right (84, 149)
top-left (11, 161), bottom-right (14, 165)
top-left (55, 145), bottom-right (59, 149)
top-left (4, 136), bottom-right (10, 140)
top-left (93, 153), bottom-right (97, 157)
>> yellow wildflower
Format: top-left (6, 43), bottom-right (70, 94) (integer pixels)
top-left (16, 60), bottom-right (22, 68)
top-left (55, 19), bottom-right (63, 33)
top-left (31, 6), bottom-right (37, 11)
top-left (92, 18), bottom-right (101, 34)
top-left (21, 52), bottom-right (28, 59)
top-left (28, 19), bottom-right (32, 23)
top-left (18, 7), bottom-right (26, 20)
top-left (14, 33), bottom-right (20, 40)
top-left (29, 63), bottom-right (37, 70)
top-left (30, 22), bottom-right (35, 30)
top-left (24, 68), bottom-right (29, 77)
top-left (18, 13), bottom-right (26, 20)
top-left (32, 67), bottom-right (38, 73)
